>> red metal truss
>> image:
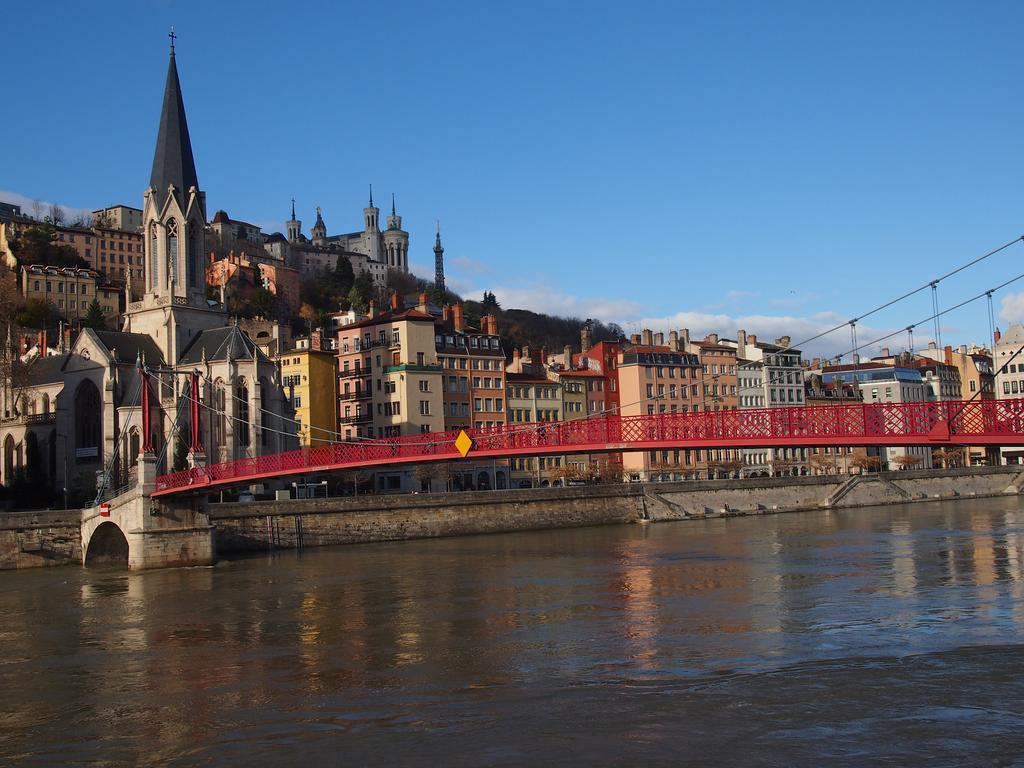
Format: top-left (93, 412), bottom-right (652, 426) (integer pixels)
top-left (151, 397), bottom-right (1024, 497)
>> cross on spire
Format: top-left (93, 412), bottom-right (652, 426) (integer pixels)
top-left (168, 27), bottom-right (176, 55)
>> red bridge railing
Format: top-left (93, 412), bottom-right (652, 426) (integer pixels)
top-left (151, 397), bottom-right (1024, 496)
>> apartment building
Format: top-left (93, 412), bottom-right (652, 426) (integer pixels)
top-left (616, 329), bottom-right (703, 481)
top-left (821, 357), bottom-right (933, 470)
top-left (336, 295), bottom-right (443, 439)
top-left (276, 335), bottom-right (338, 447)
top-left (994, 325), bottom-right (1024, 464)
top-left (20, 264), bottom-right (122, 327)
top-left (506, 372), bottom-right (564, 487)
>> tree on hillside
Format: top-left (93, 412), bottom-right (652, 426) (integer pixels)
top-left (16, 298), bottom-right (55, 330)
top-left (250, 285), bottom-right (278, 319)
top-left (8, 224), bottom-right (83, 267)
top-left (481, 291), bottom-right (500, 313)
top-left (82, 298), bottom-right (105, 330)
top-left (347, 271), bottom-right (376, 314)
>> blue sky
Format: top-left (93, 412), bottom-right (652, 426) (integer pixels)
top-left (4, 0), bottom-right (1024, 356)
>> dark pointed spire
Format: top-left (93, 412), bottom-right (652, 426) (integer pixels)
top-left (391, 193), bottom-right (396, 216)
top-left (291, 197), bottom-right (296, 220)
top-left (150, 37), bottom-right (199, 213)
top-left (369, 184), bottom-right (374, 208)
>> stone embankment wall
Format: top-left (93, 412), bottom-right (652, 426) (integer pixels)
top-left (212, 466), bottom-right (1024, 554)
top-left (0, 510), bottom-right (82, 570)
top-left (212, 485), bottom-right (643, 553)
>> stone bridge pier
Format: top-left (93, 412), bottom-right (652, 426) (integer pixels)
top-left (80, 455), bottom-right (215, 570)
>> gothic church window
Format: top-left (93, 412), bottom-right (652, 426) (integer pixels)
top-left (166, 219), bottom-right (179, 286)
top-left (74, 380), bottom-right (102, 462)
top-left (149, 223), bottom-right (159, 291)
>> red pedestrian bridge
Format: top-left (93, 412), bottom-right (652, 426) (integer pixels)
top-left (151, 397), bottom-right (1024, 497)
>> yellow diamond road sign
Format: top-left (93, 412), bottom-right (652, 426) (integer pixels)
top-left (455, 430), bottom-right (474, 458)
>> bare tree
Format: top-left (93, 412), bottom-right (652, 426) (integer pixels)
top-left (851, 454), bottom-right (881, 474)
top-left (933, 447), bottom-right (965, 469)
top-left (809, 453), bottom-right (836, 475)
top-left (893, 453), bottom-right (924, 470)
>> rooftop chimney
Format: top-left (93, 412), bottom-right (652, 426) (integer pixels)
top-left (442, 304), bottom-right (451, 322)
top-left (390, 291), bottom-right (400, 311)
top-left (418, 292), bottom-right (429, 313)
top-left (368, 299), bottom-right (377, 319)
top-left (653, 332), bottom-right (664, 346)
top-left (453, 303), bottom-right (465, 332)
top-left (630, 333), bottom-right (641, 345)
top-left (880, 346), bottom-right (889, 358)
top-left (642, 329), bottom-right (653, 346)
top-left (776, 335), bottom-right (791, 348)
top-left (539, 347), bottom-right (548, 365)
top-left (737, 329), bottom-right (747, 350)
top-left (995, 328), bottom-right (1002, 344)
top-left (748, 334), bottom-right (757, 345)
top-left (944, 345), bottom-right (953, 365)
top-left (681, 328), bottom-right (690, 350)
top-left (707, 332), bottom-right (719, 344)
top-left (563, 345), bottom-right (573, 366)
top-left (580, 325), bottom-right (592, 354)
top-left (668, 330), bottom-right (679, 351)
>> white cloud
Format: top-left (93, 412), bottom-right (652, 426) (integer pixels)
top-left (450, 255), bottom-right (493, 275)
top-left (1000, 292), bottom-right (1024, 325)
top-left (468, 284), bottom-right (644, 321)
top-left (0, 189), bottom-right (93, 224)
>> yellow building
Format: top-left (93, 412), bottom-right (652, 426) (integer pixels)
top-left (276, 338), bottom-right (338, 447)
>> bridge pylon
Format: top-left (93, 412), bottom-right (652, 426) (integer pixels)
top-left (80, 451), bottom-right (216, 570)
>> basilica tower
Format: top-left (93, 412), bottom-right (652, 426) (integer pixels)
top-left (382, 193), bottom-right (409, 271)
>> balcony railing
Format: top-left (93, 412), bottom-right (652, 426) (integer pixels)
top-left (339, 389), bottom-right (372, 401)
top-left (338, 367), bottom-right (368, 378)
top-left (339, 412), bottom-right (372, 425)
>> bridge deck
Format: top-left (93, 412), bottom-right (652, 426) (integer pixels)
top-left (151, 398), bottom-right (1024, 497)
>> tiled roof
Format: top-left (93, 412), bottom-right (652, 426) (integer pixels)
top-left (92, 330), bottom-right (165, 366)
top-left (178, 325), bottom-right (270, 365)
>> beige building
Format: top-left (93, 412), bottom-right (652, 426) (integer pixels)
top-left (994, 325), bottom-right (1024, 464)
top-left (20, 264), bottom-right (122, 327)
top-left (506, 372), bottom-right (563, 487)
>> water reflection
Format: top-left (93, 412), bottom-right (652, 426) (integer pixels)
top-left (1, 498), bottom-right (1024, 764)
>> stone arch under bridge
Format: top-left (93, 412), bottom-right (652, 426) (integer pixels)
top-left (84, 521), bottom-right (129, 567)
top-left (80, 457), bottom-right (216, 570)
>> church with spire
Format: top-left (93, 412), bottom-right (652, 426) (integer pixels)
top-left (1, 37), bottom-right (301, 497)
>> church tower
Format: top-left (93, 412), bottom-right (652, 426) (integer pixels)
top-left (434, 222), bottom-right (446, 295)
top-left (311, 206), bottom-right (326, 244)
top-left (286, 198), bottom-right (301, 242)
top-left (125, 35), bottom-right (226, 363)
top-left (382, 193), bottom-right (409, 272)
top-left (362, 185), bottom-right (381, 263)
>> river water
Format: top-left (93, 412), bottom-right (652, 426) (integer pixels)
top-left (4, 499), bottom-right (1024, 766)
